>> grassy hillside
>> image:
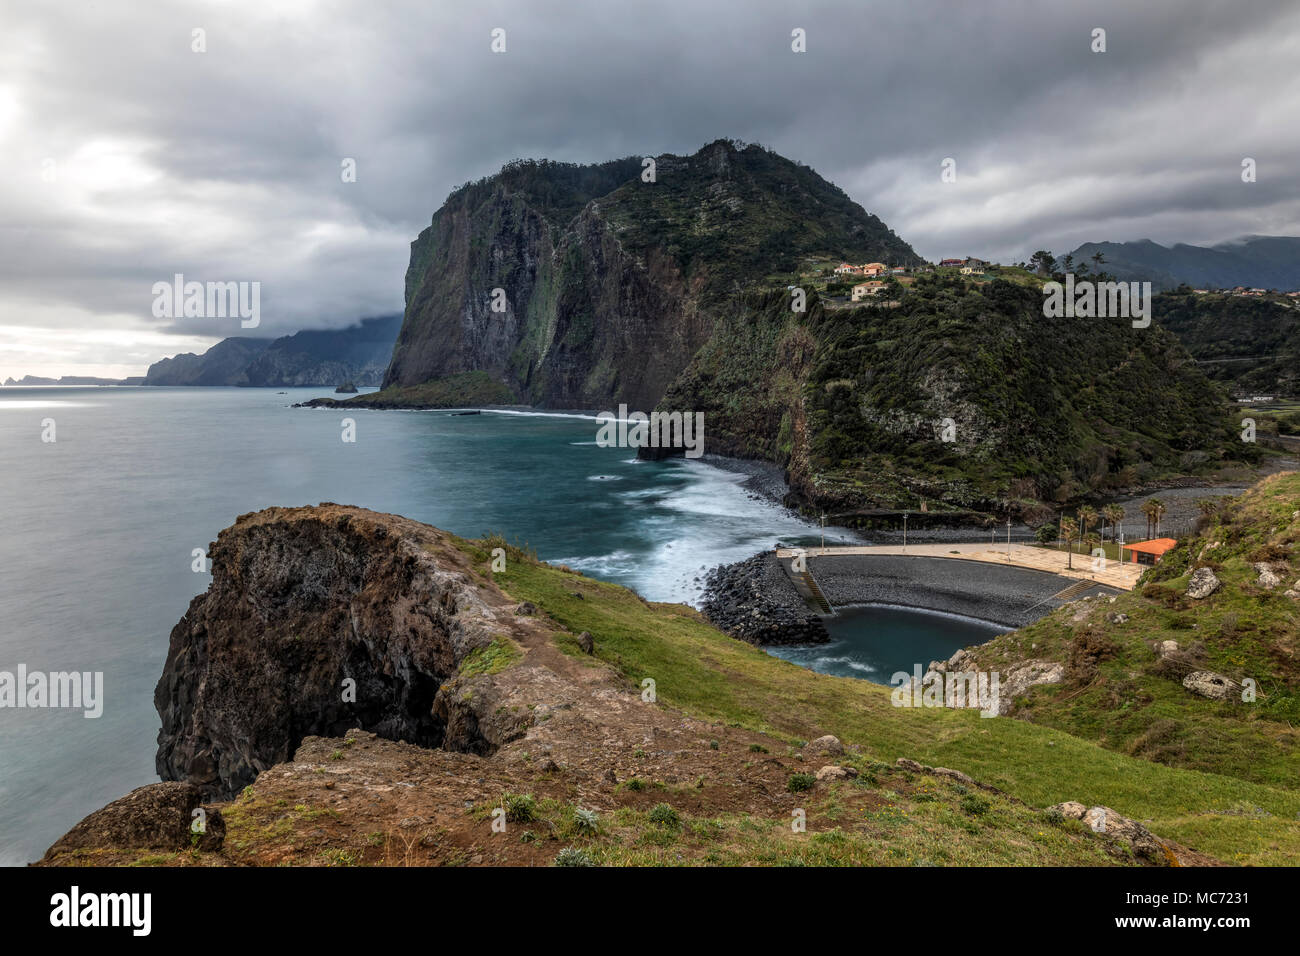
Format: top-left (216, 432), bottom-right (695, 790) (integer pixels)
top-left (960, 472), bottom-right (1300, 791)
top-left (465, 498), bottom-right (1300, 865)
top-left (1155, 290), bottom-right (1300, 396)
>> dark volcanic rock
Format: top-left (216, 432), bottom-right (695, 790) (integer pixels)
top-left (154, 504), bottom-right (513, 798)
top-left (42, 782), bottom-right (224, 860)
top-left (701, 552), bottom-right (828, 646)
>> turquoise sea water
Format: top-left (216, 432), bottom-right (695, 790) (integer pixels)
top-left (0, 385), bottom-right (995, 864)
top-left (768, 604), bottom-right (1007, 682)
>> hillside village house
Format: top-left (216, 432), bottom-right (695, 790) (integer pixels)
top-left (852, 280), bottom-right (887, 301)
top-left (890, 266), bottom-right (907, 275)
top-left (960, 263), bottom-right (985, 275)
top-left (862, 262), bottom-right (887, 276)
top-left (939, 258), bottom-right (964, 267)
top-left (834, 263), bottom-right (861, 276)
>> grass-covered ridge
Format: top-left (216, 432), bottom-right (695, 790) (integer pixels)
top-left (459, 514), bottom-right (1300, 866)
top-left (962, 472), bottom-right (1300, 790)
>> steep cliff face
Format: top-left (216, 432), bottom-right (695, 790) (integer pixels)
top-left (384, 140), bottom-right (919, 409)
top-left (154, 504), bottom-right (524, 798)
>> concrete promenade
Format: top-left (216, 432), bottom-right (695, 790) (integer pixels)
top-left (775, 542), bottom-right (1144, 591)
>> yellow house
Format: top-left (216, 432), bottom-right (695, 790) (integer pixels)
top-left (851, 281), bottom-right (887, 302)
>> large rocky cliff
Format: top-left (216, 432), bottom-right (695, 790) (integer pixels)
top-left (154, 504), bottom-right (529, 797)
top-left (365, 141), bottom-right (1255, 518)
top-left (384, 140), bottom-right (919, 410)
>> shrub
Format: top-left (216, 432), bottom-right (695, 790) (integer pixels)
top-left (960, 794), bottom-right (990, 816)
top-left (648, 803), bottom-right (680, 829)
top-left (572, 807), bottom-right (600, 835)
top-left (554, 847), bottom-right (595, 867)
top-left (504, 793), bottom-right (537, 823)
top-left (788, 773), bottom-right (817, 793)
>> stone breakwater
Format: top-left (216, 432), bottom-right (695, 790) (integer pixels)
top-left (701, 552), bottom-right (828, 645)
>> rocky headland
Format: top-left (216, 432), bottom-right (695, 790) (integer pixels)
top-left (37, 502), bottom-right (1233, 867)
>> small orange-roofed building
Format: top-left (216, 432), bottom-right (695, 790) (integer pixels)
top-left (1122, 538), bottom-right (1177, 566)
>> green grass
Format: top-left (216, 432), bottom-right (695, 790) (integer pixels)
top-left (458, 637), bottom-right (523, 679)
top-left (460, 530), bottom-right (1300, 865)
top-left (972, 473), bottom-right (1300, 790)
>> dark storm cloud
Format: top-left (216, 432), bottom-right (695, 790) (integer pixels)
top-left (2, 0), bottom-right (1297, 376)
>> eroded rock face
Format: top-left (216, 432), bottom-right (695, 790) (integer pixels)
top-left (154, 505), bottom-right (508, 798)
top-left (41, 783), bottom-right (224, 860)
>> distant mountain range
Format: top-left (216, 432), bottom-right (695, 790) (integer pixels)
top-left (5, 315), bottom-right (403, 388)
top-left (141, 315), bottom-right (401, 386)
top-left (3, 375), bottom-right (146, 386)
top-left (1063, 236), bottom-right (1300, 292)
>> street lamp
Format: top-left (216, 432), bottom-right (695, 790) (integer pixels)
top-left (819, 514), bottom-right (827, 554)
top-left (1006, 517), bottom-right (1012, 561)
top-left (902, 511), bottom-right (909, 550)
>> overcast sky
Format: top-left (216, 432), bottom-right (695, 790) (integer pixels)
top-left (3, 0), bottom-right (1298, 378)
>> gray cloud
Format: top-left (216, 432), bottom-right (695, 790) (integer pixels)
top-left (2, 0), bottom-right (1297, 377)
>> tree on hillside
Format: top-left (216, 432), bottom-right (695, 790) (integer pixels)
top-left (1035, 523), bottom-right (1057, 546)
top-left (1060, 517), bottom-right (1079, 570)
top-left (1140, 499), bottom-right (1157, 538)
top-left (1029, 250), bottom-right (1057, 276)
top-left (1195, 497), bottom-right (1219, 519)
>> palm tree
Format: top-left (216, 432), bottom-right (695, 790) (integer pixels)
top-left (1077, 506), bottom-right (1098, 549)
top-left (1140, 500), bottom-right (1157, 538)
top-left (1060, 517), bottom-right (1079, 570)
top-left (1150, 498), bottom-right (1167, 536)
top-left (1103, 503), bottom-right (1125, 542)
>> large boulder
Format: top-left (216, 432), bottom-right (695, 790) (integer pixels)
top-left (41, 783), bottom-right (224, 861)
top-left (1182, 670), bottom-right (1239, 700)
top-left (806, 734), bottom-right (844, 756)
top-left (1186, 567), bottom-right (1221, 599)
top-left (996, 660), bottom-right (1066, 715)
top-left (1050, 801), bottom-right (1170, 864)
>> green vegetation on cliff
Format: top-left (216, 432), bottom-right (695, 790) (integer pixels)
top-left (464, 479), bottom-right (1300, 865)
top-left (380, 141), bottom-right (1273, 518)
top-left (960, 472), bottom-right (1300, 792)
top-left (1154, 291), bottom-right (1300, 396)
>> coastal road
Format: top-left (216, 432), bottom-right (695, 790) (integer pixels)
top-left (775, 542), bottom-right (1145, 591)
